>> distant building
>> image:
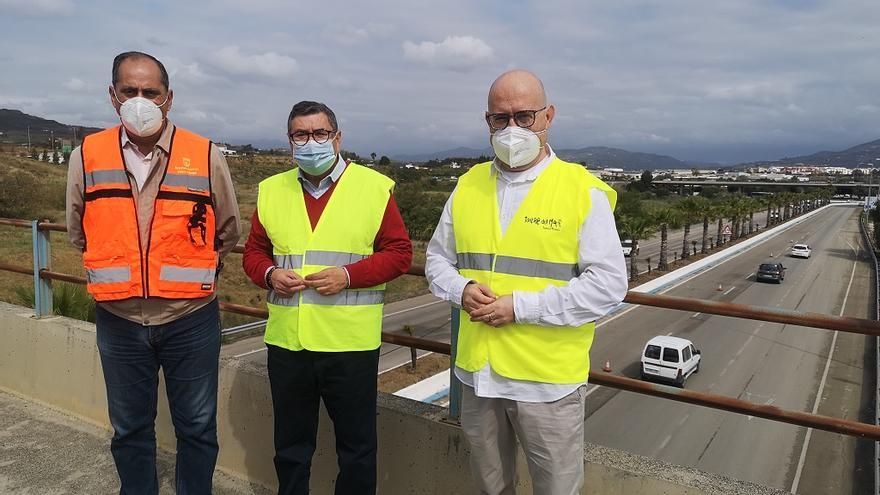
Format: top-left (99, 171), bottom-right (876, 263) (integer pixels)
top-left (218, 146), bottom-right (237, 157)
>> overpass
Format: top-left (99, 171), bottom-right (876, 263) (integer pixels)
top-left (0, 204), bottom-right (878, 494)
top-left (646, 179), bottom-right (874, 196)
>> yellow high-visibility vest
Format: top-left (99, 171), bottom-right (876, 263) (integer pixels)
top-left (452, 157), bottom-right (616, 383)
top-left (258, 163), bottom-right (393, 352)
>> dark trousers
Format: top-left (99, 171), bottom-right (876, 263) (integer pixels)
top-left (267, 345), bottom-right (380, 495)
top-left (96, 299), bottom-right (221, 495)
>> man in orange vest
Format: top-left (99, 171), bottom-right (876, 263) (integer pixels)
top-left (65, 51), bottom-right (240, 494)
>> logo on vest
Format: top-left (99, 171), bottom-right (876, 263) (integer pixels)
top-left (523, 216), bottom-right (562, 231)
top-left (174, 157), bottom-right (197, 176)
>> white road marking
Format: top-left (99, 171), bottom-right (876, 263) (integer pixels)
top-left (722, 286), bottom-right (736, 295)
top-left (790, 250), bottom-right (858, 493)
top-left (654, 434), bottom-right (673, 456)
top-left (691, 312), bottom-right (702, 318)
top-left (384, 299), bottom-right (446, 317)
top-left (677, 413), bottom-right (691, 427)
top-left (234, 346), bottom-right (267, 358)
top-left (745, 273), bottom-right (754, 280)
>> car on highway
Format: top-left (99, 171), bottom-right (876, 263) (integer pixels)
top-left (621, 239), bottom-right (639, 257)
top-left (756, 261), bottom-right (786, 283)
top-left (640, 336), bottom-right (701, 387)
top-left (790, 244), bottom-right (812, 258)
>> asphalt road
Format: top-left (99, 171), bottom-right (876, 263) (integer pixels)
top-left (584, 205), bottom-right (872, 494)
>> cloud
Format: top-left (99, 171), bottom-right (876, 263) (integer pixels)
top-left (210, 46), bottom-right (299, 80)
top-left (63, 78), bottom-right (86, 91)
top-left (402, 36), bottom-right (493, 71)
top-left (0, 0), bottom-right (73, 16)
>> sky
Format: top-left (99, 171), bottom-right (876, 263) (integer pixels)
top-left (1, 0), bottom-right (879, 164)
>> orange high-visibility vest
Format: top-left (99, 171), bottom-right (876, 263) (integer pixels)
top-left (80, 125), bottom-right (218, 301)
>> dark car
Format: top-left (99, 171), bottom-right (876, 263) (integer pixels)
top-left (756, 262), bottom-right (785, 283)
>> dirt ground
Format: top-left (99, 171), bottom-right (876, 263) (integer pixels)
top-left (377, 353), bottom-right (451, 393)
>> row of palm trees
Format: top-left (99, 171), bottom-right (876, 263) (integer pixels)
top-left (616, 189), bottom-right (835, 281)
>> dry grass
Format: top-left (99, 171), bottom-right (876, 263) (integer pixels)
top-left (0, 152), bottom-right (430, 326)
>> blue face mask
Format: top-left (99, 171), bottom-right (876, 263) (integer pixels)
top-left (293, 140), bottom-right (337, 175)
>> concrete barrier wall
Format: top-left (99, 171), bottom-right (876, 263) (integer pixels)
top-left (0, 301), bottom-right (785, 495)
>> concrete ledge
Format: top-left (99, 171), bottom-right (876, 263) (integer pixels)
top-left (0, 301), bottom-right (785, 494)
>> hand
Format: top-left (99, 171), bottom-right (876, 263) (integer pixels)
top-left (304, 267), bottom-right (348, 296)
top-left (462, 282), bottom-right (496, 315)
top-left (271, 269), bottom-right (307, 297)
top-left (469, 295), bottom-right (515, 327)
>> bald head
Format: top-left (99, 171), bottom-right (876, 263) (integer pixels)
top-left (488, 70), bottom-right (547, 109)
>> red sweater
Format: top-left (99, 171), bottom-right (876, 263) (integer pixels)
top-left (242, 173), bottom-right (412, 290)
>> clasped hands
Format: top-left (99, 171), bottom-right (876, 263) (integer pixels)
top-left (462, 282), bottom-right (514, 327)
top-left (270, 267), bottom-right (347, 297)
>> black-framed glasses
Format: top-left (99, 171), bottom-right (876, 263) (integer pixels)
top-left (288, 129), bottom-right (337, 146)
top-left (485, 106), bottom-right (547, 131)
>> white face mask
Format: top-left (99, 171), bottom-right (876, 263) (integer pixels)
top-left (490, 126), bottom-right (546, 169)
top-left (114, 91), bottom-right (168, 137)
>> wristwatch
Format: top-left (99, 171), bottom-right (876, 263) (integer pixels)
top-left (265, 266), bottom-right (278, 290)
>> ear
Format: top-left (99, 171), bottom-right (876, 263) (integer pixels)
top-left (109, 86), bottom-right (121, 114)
top-left (334, 130), bottom-right (343, 154)
top-left (163, 89), bottom-right (174, 115)
top-left (544, 104), bottom-right (555, 128)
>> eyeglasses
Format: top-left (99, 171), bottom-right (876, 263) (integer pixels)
top-left (288, 129), bottom-right (337, 146)
top-left (485, 107), bottom-right (547, 131)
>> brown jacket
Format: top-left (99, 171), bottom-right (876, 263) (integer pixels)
top-left (66, 122), bottom-right (241, 325)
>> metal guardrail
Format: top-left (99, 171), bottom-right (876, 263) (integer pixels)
top-left (3, 217), bottom-right (880, 443)
top-left (857, 212), bottom-right (880, 495)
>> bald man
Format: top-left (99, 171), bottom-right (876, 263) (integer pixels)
top-left (426, 70), bottom-right (628, 494)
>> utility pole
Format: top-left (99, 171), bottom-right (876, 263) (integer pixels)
top-left (27, 125), bottom-right (31, 156)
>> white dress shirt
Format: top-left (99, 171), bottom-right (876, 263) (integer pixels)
top-left (120, 128), bottom-right (154, 191)
top-left (425, 145), bottom-right (628, 402)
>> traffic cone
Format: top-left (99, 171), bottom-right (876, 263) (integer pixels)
top-left (603, 360), bottom-right (612, 372)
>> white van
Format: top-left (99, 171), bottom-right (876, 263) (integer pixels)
top-left (640, 336), bottom-right (701, 387)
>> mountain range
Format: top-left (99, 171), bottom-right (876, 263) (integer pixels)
top-left (2, 109), bottom-right (878, 169)
top-left (0, 109), bottom-right (102, 146)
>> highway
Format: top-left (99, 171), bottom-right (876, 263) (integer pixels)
top-left (584, 205), bottom-right (872, 494)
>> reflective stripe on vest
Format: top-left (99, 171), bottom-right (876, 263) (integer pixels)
top-left (162, 173), bottom-right (211, 191)
top-left (451, 158), bottom-right (617, 384)
top-left (457, 252), bottom-right (579, 282)
top-left (86, 266), bottom-right (131, 284)
top-left (273, 254), bottom-right (304, 270)
top-left (258, 163), bottom-right (394, 352)
top-left (85, 169), bottom-right (129, 187)
top-left (159, 266), bottom-right (215, 284)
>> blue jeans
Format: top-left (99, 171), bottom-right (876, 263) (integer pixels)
top-left (96, 299), bottom-right (221, 495)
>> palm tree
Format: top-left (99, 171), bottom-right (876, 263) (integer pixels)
top-left (746, 197), bottom-right (763, 235)
top-left (714, 200), bottom-right (729, 245)
top-left (651, 207), bottom-right (682, 271)
top-left (617, 214), bottom-right (657, 281)
top-left (676, 196), bottom-right (707, 259)
top-left (765, 194), bottom-right (777, 228)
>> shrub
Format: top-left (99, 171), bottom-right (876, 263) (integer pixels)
top-left (14, 282), bottom-right (96, 322)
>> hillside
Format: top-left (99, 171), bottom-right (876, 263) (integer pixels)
top-left (0, 109), bottom-right (102, 145)
top-left (772, 138), bottom-right (880, 168)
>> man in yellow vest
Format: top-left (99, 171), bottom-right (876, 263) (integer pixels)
top-left (242, 101), bottom-right (412, 494)
top-left (66, 51), bottom-right (241, 493)
top-left (426, 70), bottom-right (628, 494)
